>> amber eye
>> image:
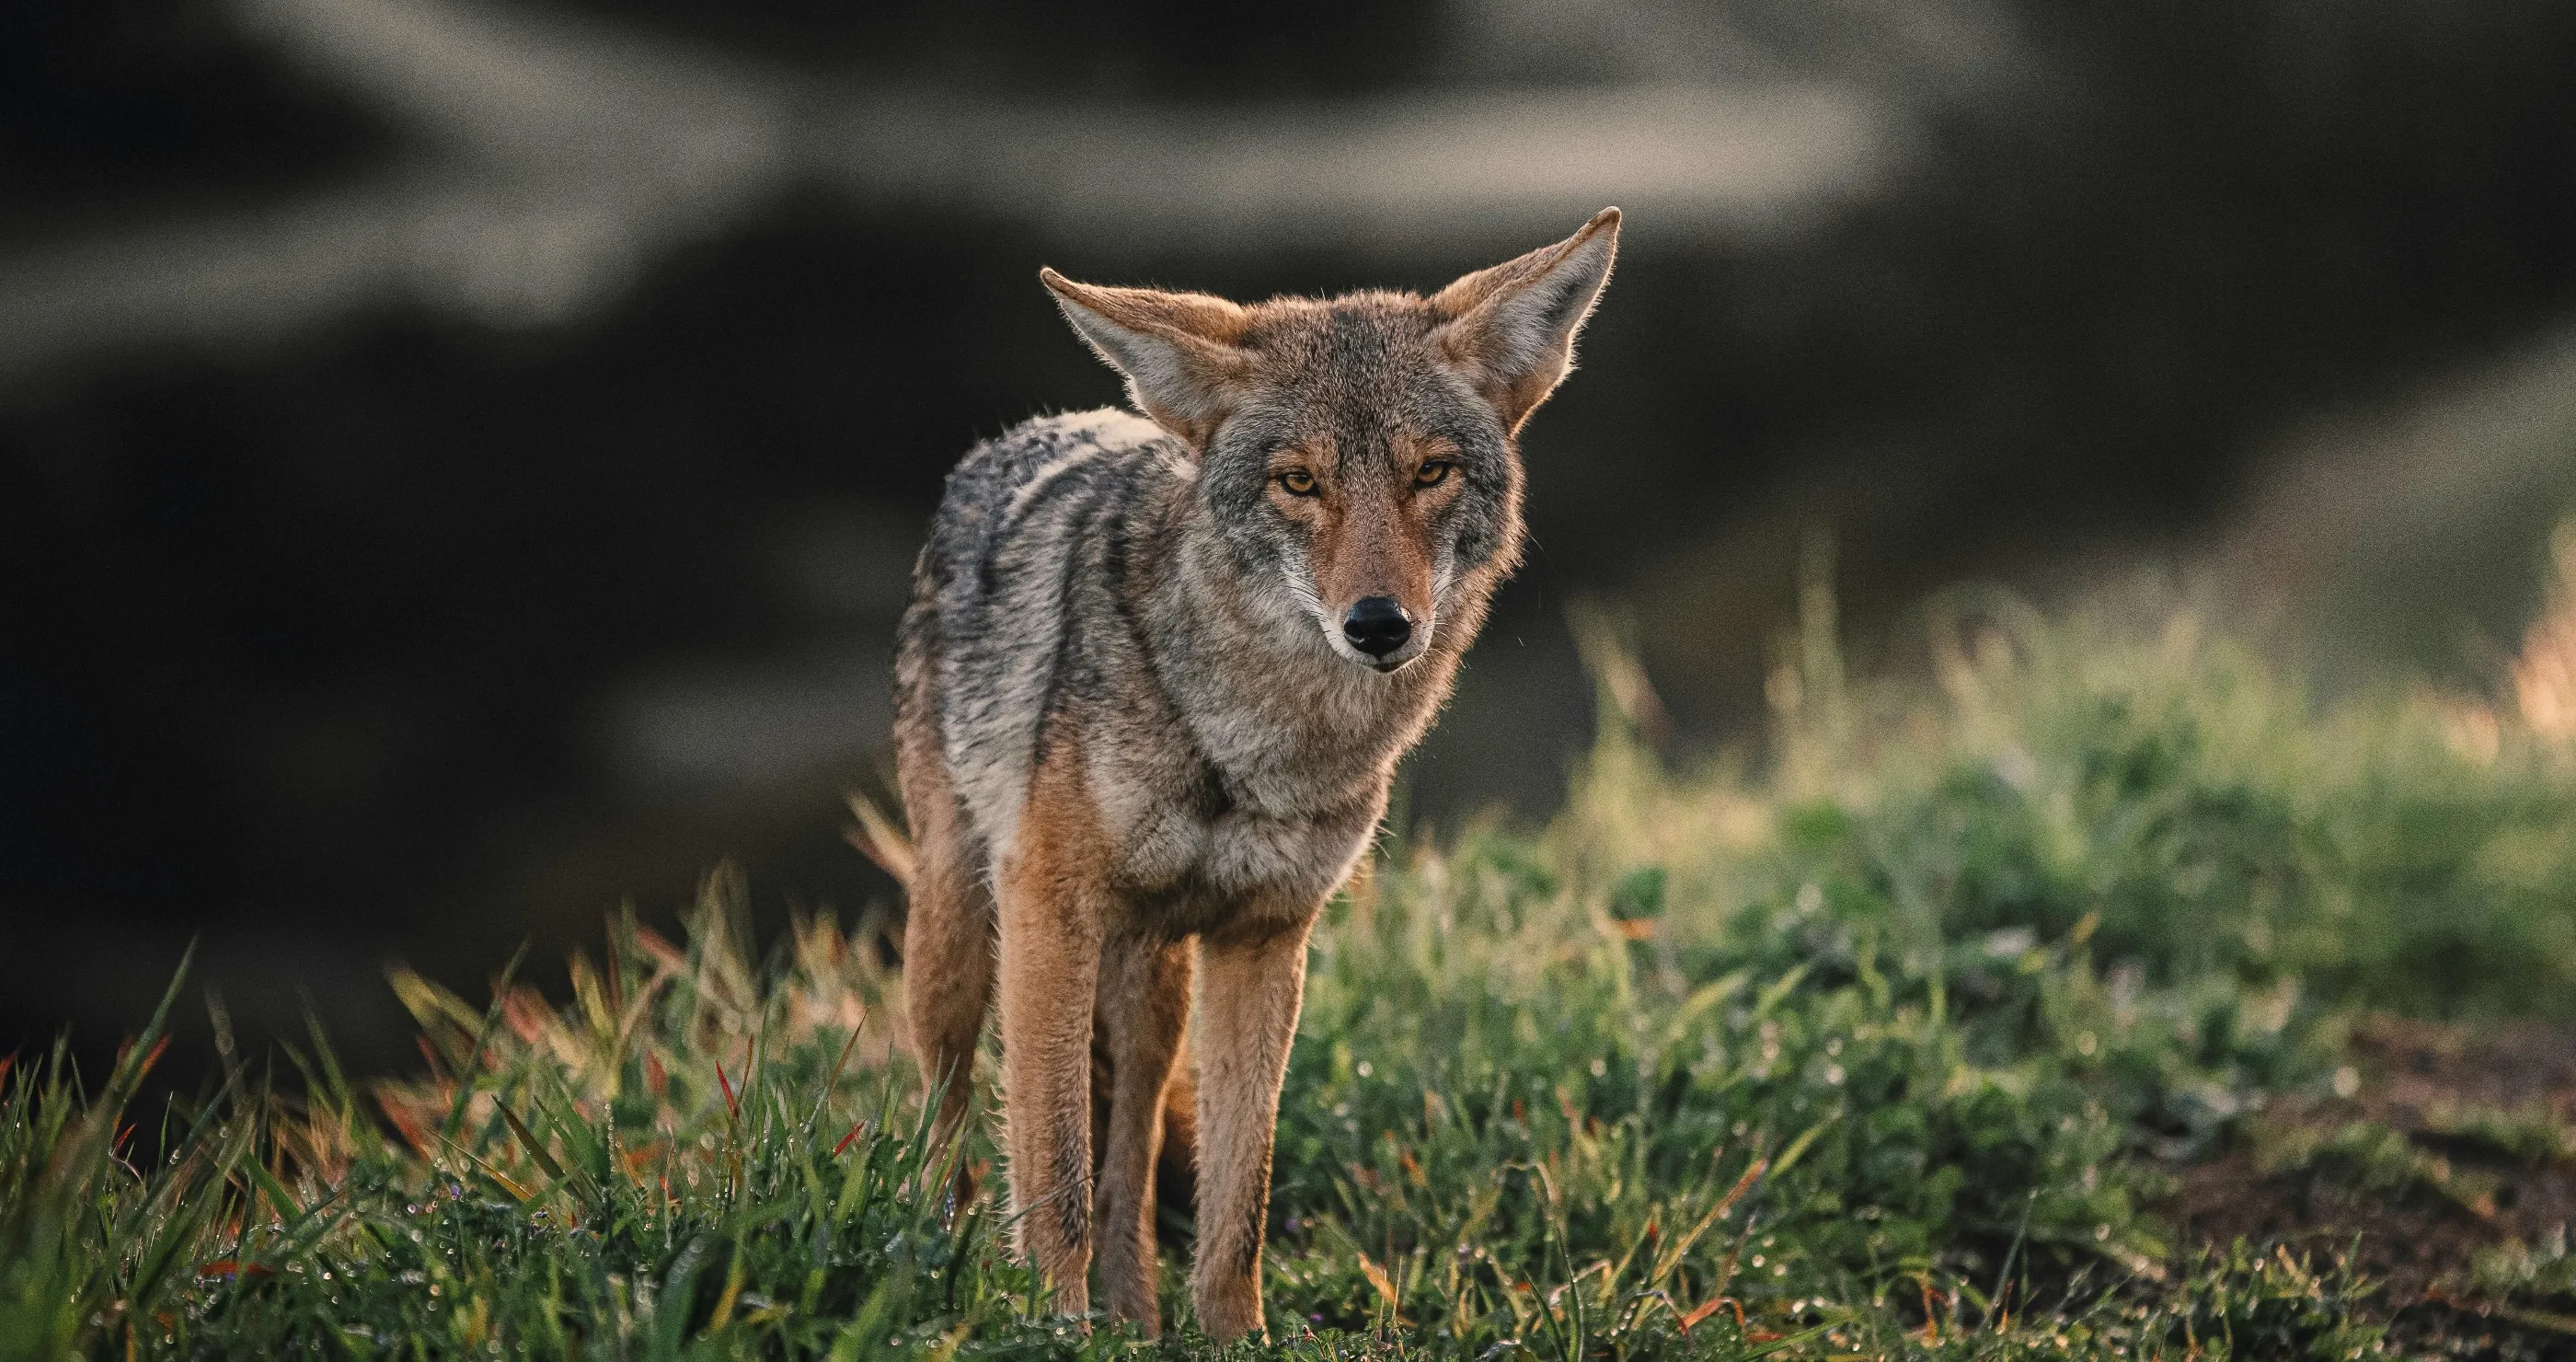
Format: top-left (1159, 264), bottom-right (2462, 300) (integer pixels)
top-left (1276, 469), bottom-right (1318, 496)
top-left (1413, 459), bottom-right (1455, 489)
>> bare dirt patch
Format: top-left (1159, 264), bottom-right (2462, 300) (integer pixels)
top-left (2164, 1016), bottom-right (2576, 1357)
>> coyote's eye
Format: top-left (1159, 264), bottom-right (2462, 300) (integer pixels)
top-left (1276, 469), bottom-right (1318, 496)
top-left (1413, 459), bottom-right (1455, 489)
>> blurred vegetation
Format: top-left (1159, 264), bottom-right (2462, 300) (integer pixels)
top-left (10, 556), bottom-right (2576, 1357)
top-left (16, 0), bottom-right (2576, 1077)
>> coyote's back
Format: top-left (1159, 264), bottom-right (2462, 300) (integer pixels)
top-left (894, 209), bottom-right (1620, 1341)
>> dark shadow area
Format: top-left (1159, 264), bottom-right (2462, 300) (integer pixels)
top-left (6, 0), bottom-right (2576, 1086)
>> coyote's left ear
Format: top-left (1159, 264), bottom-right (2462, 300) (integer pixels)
top-left (1040, 270), bottom-right (1250, 447)
top-left (1432, 207), bottom-right (1621, 432)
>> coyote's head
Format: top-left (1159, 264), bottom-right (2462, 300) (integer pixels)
top-left (1041, 210), bottom-right (1619, 674)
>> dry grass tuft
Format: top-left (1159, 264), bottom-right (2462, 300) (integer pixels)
top-left (2513, 523), bottom-right (2576, 741)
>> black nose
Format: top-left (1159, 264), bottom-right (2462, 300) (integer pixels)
top-left (1342, 596), bottom-right (1413, 659)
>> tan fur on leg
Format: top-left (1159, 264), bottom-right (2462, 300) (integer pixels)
top-left (995, 749), bottom-right (1110, 1317)
top-left (1155, 1042), bottom-right (1198, 1224)
top-left (1090, 934), bottom-right (1192, 1333)
top-left (1189, 915), bottom-right (1315, 1343)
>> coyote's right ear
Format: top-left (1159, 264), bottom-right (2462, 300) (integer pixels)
top-left (1040, 270), bottom-right (1251, 447)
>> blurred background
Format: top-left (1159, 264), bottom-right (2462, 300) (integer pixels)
top-left (6, 0), bottom-right (2575, 1078)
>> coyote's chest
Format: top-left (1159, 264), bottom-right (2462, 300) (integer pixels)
top-left (1087, 652), bottom-right (1430, 920)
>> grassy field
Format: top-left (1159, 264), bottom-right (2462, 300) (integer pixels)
top-left (10, 562), bottom-right (2576, 1359)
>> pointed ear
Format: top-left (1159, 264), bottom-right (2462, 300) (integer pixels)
top-left (1431, 207), bottom-right (1620, 432)
top-left (1039, 269), bottom-right (1251, 446)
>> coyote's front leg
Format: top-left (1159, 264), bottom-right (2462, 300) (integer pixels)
top-left (1190, 912), bottom-right (1317, 1343)
top-left (1092, 932), bottom-right (1192, 1332)
top-left (995, 770), bottom-right (1110, 1318)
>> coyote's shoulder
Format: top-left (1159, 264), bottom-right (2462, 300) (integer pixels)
top-left (894, 210), bottom-right (1621, 1343)
top-left (900, 407), bottom-right (1182, 858)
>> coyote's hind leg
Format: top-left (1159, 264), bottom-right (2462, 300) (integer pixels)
top-left (896, 705), bottom-right (995, 1206)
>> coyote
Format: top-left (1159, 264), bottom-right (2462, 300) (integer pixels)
top-left (893, 209), bottom-right (1620, 1340)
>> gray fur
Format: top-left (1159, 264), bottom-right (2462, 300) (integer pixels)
top-left (903, 397), bottom-right (1468, 919)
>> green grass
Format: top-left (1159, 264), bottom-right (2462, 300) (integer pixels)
top-left (9, 573), bottom-right (2576, 1359)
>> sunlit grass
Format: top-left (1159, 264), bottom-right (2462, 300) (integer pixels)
top-left (9, 564), bottom-right (2576, 1357)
